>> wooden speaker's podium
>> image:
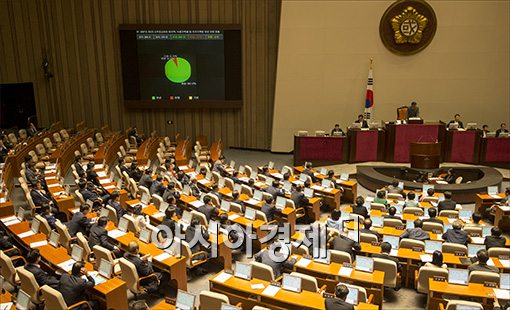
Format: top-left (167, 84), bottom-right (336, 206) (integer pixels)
top-left (410, 142), bottom-right (441, 169)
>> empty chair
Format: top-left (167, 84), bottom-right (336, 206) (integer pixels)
top-left (35, 144), bottom-right (50, 160)
top-left (360, 233), bottom-right (378, 243)
top-left (180, 240), bottom-right (208, 271)
top-left (118, 258), bottom-right (159, 297)
top-left (250, 261), bottom-right (280, 281)
top-left (468, 271), bottom-right (499, 284)
top-left (440, 300), bottom-right (483, 310)
top-left (152, 194), bottom-right (163, 209)
top-left (439, 210), bottom-right (459, 218)
top-left (442, 242), bottom-right (467, 255)
top-left (289, 272), bottom-right (326, 293)
top-left (373, 257), bottom-right (399, 288)
top-left (95, 132), bottom-right (104, 144)
top-left (403, 207), bottom-right (424, 216)
top-left (488, 247), bottom-right (510, 257)
top-left (53, 132), bottom-right (62, 145)
top-left (255, 210), bottom-right (277, 225)
top-left (400, 239), bottom-right (425, 251)
top-left (198, 291), bottom-right (230, 310)
top-left (330, 250), bottom-right (352, 264)
top-left (41, 284), bottom-right (93, 310)
top-left (86, 137), bottom-right (98, 152)
top-left (92, 245), bottom-right (121, 272)
top-left (18, 129), bottom-right (28, 140)
top-left (104, 205), bottom-right (119, 225)
top-left (291, 242), bottom-right (309, 256)
top-left (34, 214), bottom-right (52, 235)
top-left (55, 221), bottom-right (76, 252)
top-left (0, 250), bottom-right (23, 289)
top-left (244, 165), bottom-right (253, 177)
top-left (224, 178), bottom-right (235, 190)
top-left (7, 133), bottom-right (18, 144)
top-left (240, 184), bottom-right (253, 196)
top-left (370, 203), bottom-right (386, 211)
top-left (282, 165), bottom-right (294, 176)
top-left (76, 233), bottom-right (93, 262)
top-left (80, 143), bottom-right (94, 160)
top-left (229, 203), bottom-right (243, 214)
top-left (17, 267), bottom-right (44, 305)
top-left (75, 190), bottom-right (86, 205)
top-left (43, 137), bottom-right (56, 152)
top-left (191, 210), bottom-right (208, 227)
top-left (59, 129), bottom-right (70, 141)
top-left (415, 266), bottom-right (448, 294)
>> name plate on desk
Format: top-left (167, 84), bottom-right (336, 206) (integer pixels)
top-left (433, 276), bottom-right (446, 282)
top-left (371, 242), bottom-right (381, 246)
top-left (432, 229), bottom-right (442, 234)
top-left (323, 292), bottom-right (335, 299)
top-left (412, 247), bottom-right (423, 252)
top-left (484, 282), bottom-right (497, 288)
top-left (395, 226), bottom-right (405, 230)
top-left (455, 251), bottom-right (466, 257)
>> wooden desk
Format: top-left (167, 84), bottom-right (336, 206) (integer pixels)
top-left (427, 279), bottom-right (495, 310)
top-left (409, 142), bottom-right (441, 169)
top-left (209, 270), bottom-right (379, 310)
top-left (0, 291), bottom-right (15, 309)
top-left (294, 166), bottom-right (357, 204)
top-left (347, 128), bottom-right (386, 163)
top-left (480, 137), bottom-right (510, 166)
top-left (444, 130), bottom-right (481, 164)
top-left (475, 193), bottom-right (505, 220)
top-left (494, 205), bottom-right (510, 228)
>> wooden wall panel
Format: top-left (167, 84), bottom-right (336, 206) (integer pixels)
top-left (0, 0), bottom-right (280, 150)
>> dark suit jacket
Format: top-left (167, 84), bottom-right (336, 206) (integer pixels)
top-left (399, 228), bottom-right (430, 241)
top-left (139, 174), bottom-right (153, 189)
top-left (79, 188), bottom-right (99, 202)
top-left (108, 200), bottom-right (126, 220)
top-left (74, 163), bottom-right (85, 176)
top-left (442, 229), bottom-right (471, 245)
top-left (149, 180), bottom-right (165, 196)
top-left (372, 253), bottom-right (402, 273)
top-left (264, 186), bottom-right (284, 199)
top-left (58, 273), bottom-right (95, 306)
top-left (184, 225), bottom-right (209, 254)
top-left (325, 297), bottom-right (355, 310)
top-left (330, 235), bottom-right (361, 260)
top-left (124, 253), bottom-right (155, 277)
top-left (162, 188), bottom-right (180, 202)
top-left (437, 199), bottom-right (456, 213)
top-left (88, 224), bottom-right (116, 251)
top-left (351, 204), bottom-right (369, 219)
top-left (291, 191), bottom-right (309, 209)
top-left (485, 236), bottom-right (507, 249)
top-left (197, 204), bottom-right (216, 221)
top-left (261, 202), bottom-right (280, 222)
top-left (30, 189), bottom-right (52, 206)
top-left (302, 169), bottom-right (319, 183)
top-left (25, 264), bottom-right (59, 288)
top-left (254, 250), bottom-right (296, 279)
top-left (68, 212), bottom-right (92, 236)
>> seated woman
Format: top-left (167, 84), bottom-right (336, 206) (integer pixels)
top-left (373, 190), bottom-right (388, 207)
top-left (423, 250), bottom-right (447, 269)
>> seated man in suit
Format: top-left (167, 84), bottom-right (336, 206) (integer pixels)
top-left (325, 170), bottom-right (344, 191)
top-left (86, 162), bottom-right (101, 187)
top-left (447, 113), bottom-right (464, 129)
top-left (184, 219), bottom-right (210, 274)
top-left (107, 190), bottom-right (125, 219)
top-left (161, 207), bottom-right (177, 236)
top-left (468, 249), bottom-right (499, 273)
top-left (407, 101), bottom-right (420, 118)
top-left (351, 196), bottom-right (369, 219)
top-left (360, 218), bottom-right (382, 241)
top-left (124, 241), bottom-right (164, 293)
top-left (197, 196), bottom-right (218, 221)
top-left (189, 178), bottom-right (202, 197)
top-left (209, 184), bottom-right (222, 200)
top-left (302, 162), bottom-right (319, 183)
top-left (231, 171), bottom-right (242, 184)
top-left (438, 191), bottom-right (456, 214)
top-left (68, 205), bottom-right (92, 236)
top-left (384, 206), bottom-right (402, 222)
top-left (399, 219), bottom-right (430, 241)
top-left (129, 161), bottom-right (143, 182)
top-left (329, 233), bottom-right (361, 260)
top-left (443, 169), bottom-right (456, 184)
top-left (138, 169), bottom-right (153, 189)
top-left (422, 208), bottom-right (443, 225)
top-left (404, 192), bottom-right (419, 209)
top-left (330, 124), bottom-right (345, 136)
top-left (291, 185), bottom-right (309, 209)
top-left (264, 180), bottom-right (285, 199)
top-left (78, 179), bottom-right (108, 210)
top-left (176, 170), bottom-right (190, 186)
top-left (25, 249), bottom-right (60, 289)
top-left (325, 284), bottom-right (354, 310)
top-left (485, 227), bottom-right (507, 249)
top-left (230, 191), bottom-right (244, 210)
top-left (162, 182), bottom-right (180, 203)
top-left (385, 180), bottom-right (404, 196)
top-left (88, 216), bottom-right (122, 258)
top-left (74, 155), bottom-right (85, 177)
top-left (442, 221), bottom-right (471, 245)
top-left (30, 181), bottom-right (53, 210)
top-left (254, 240), bottom-right (296, 279)
top-left (354, 114), bottom-right (368, 128)
top-left (373, 242), bottom-right (402, 273)
top-left (212, 155), bottom-right (227, 175)
top-left (464, 212), bottom-right (483, 228)
top-left (496, 123), bottom-right (509, 137)
top-left (261, 196), bottom-right (282, 222)
top-left (0, 230), bottom-right (20, 257)
top-left (482, 125), bottom-right (490, 137)
top-left (419, 187), bottom-right (436, 202)
top-left (40, 204), bottom-right (57, 229)
top-left (58, 262), bottom-right (97, 310)
top-left (149, 175), bottom-right (166, 197)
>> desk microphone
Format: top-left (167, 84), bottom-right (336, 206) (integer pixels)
top-left (166, 120), bottom-right (174, 125)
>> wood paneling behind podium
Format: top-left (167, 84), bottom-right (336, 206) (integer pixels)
top-left (0, 0), bottom-right (281, 150)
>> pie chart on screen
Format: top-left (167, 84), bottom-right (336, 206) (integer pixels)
top-left (165, 57), bottom-right (191, 83)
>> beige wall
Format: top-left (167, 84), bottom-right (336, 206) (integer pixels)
top-left (0, 0), bottom-right (280, 149)
top-left (272, 0), bottom-right (510, 152)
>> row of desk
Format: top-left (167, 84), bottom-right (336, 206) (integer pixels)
top-left (294, 125), bottom-right (510, 166)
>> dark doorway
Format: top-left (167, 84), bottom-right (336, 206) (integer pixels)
top-left (0, 82), bottom-right (37, 129)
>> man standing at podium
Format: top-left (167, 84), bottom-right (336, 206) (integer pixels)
top-left (407, 101), bottom-right (420, 118)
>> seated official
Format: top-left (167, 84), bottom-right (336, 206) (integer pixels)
top-left (58, 262), bottom-right (97, 310)
top-left (189, 178), bottom-right (202, 197)
top-left (386, 180), bottom-right (404, 196)
top-left (325, 284), bottom-right (354, 310)
top-left (464, 212), bottom-right (483, 228)
top-left (468, 249), bottom-right (499, 273)
top-left (291, 185), bottom-right (309, 209)
top-left (89, 216), bottom-right (122, 258)
top-left (231, 191), bottom-right (244, 210)
top-left (197, 196), bottom-right (218, 221)
top-left (78, 179), bottom-right (108, 210)
top-left (438, 191), bottom-right (456, 213)
top-left (128, 204), bottom-right (148, 233)
top-left (108, 191), bottom-right (126, 220)
top-left (496, 123), bottom-right (509, 137)
top-left (354, 114), bottom-right (368, 128)
top-left (231, 171), bottom-right (242, 184)
top-left (30, 181), bottom-right (53, 209)
top-left (384, 206), bottom-right (402, 222)
top-left (254, 240), bottom-right (296, 279)
top-left (326, 170), bottom-right (344, 191)
top-left (218, 213), bottom-right (241, 245)
top-left (447, 113), bottom-right (464, 129)
top-left (422, 208), bottom-right (443, 225)
top-left (212, 155), bottom-right (227, 175)
top-left (261, 196), bottom-right (281, 222)
top-left (264, 180), bottom-right (285, 199)
top-left (184, 219), bottom-right (210, 274)
top-left (419, 187), bottom-right (435, 201)
top-left (443, 169), bottom-right (456, 184)
top-left (485, 227), bottom-right (507, 249)
top-left (442, 221), bottom-right (471, 245)
top-left (40, 204), bottom-right (57, 229)
top-left (482, 125), bottom-right (490, 138)
top-left (326, 210), bottom-right (342, 231)
top-left (176, 170), bottom-right (190, 186)
top-left (161, 207), bottom-right (177, 236)
top-left (404, 192), bottom-right (419, 208)
top-left (423, 251), bottom-right (447, 269)
top-left (149, 175), bottom-right (165, 197)
top-left (129, 161), bottom-right (143, 181)
top-left (373, 242), bottom-right (402, 273)
top-left (0, 230), bottom-right (20, 257)
top-left (138, 169), bottom-right (153, 189)
top-left (25, 249), bottom-right (60, 289)
top-left (329, 233), bottom-right (361, 260)
top-left (124, 241), bottom-right (164, 294)
top-left (209, 184), bottom-right (222, 201)
top-left (399, 219), bottom-right (430, 241)
top-left (302, 162), bottom-right (319, 183)
top-left (68, 205), bottom-right (92, 236)
top-left (86, 162), bottom-right (101, 187)
top-left (407, 101), bottom-right (420, 118)
top-left (331, 124), bottom-right (345, 136)
top-left (351, 196), bottom-right (369, 219)
top-left (127, 126), bottom-right (143, 145)
top-left (373, 190), bottom-right (389, 207)
top-left (360, 218), bottom-right (382, 241)
top-left (162, 182), bottom-right (180, 203)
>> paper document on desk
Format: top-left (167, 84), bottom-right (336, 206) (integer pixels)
top-left (239, 177), bottom-right (250, 182)
top-left (151, 212), bottom-right (165, 218)
top-left (291, 180), bottom-right (304, 186)
top-left (46, 176), bottom-right (57, 180)
top-left (97, 171), bottom-right (107, 177)
top-left (213, 271), bottom-right (232, 283)
top-left (99, 178), bottom-right (110, 185)
top-left (4, 218), bottom-right (20, 226)
top-left (470, 237), bottom-right (485, 244)
top-left (198, 179), bottom-right (210, 185)
top-left (48, 183), bottom-right (60, 188)
top-left (490, 194), bottom-right (502, 199)
top-left (94, 164), bottom-right (104, 169)
top-left (189, 200), bottom-right (204, 209)
top-left (365, 197), bottom-right (374, 202)
top-left (107, 229), bottom-right (126, 239)
top-left (58, 259), bottom-right (76, 272)
top-left (311, 185), bottom-right (324, 191)
top-left (18, 230), bottom-right (35, 239)
top-left (1, 215), bottom-right (17, 223)
top-left (435, 180), bottom-right (448, 185)
top-left (493, 288), bottom-right (510, 300)
top-left (499, 260), bottom-right (510, 268)
top-left (487, 258), bottom-right (495, 266)
top-left (0, 198), bottom-right (5, 203)
top-left (104, 185), bottom-right (116, 190)
top-left (390, 249), bottom-right (399, 257)
top-left (500, 206), bottom-right (510, 212)
top-left (0, 303), bottom-right (13, 310)
top-left (261, 285), bottom-right (280, 297)
top-left (420, 254), bottom-right (433, 263)
top-left (228, 214), bottom-right (240, 221)
top-left (338, 266), bottom-right (353, 277)
top-left (154, 252), bottom-right (172, 262)
top-left (271, 173), bottom-right (283, 179)
top-left (244, 199), bottom-right (259, 205)
top-left (254, 182), bottom-right (266, 188)
top-left (251, 283), bottom-right (265, 290)
top-left (323, 188), bottom-right (334, 193)
top-left (30, 240), bottom-right (48, 248)
top-left (178, 165), bottom-right (189, 171)
top-left (296, 257), bottom-right (311, 268)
